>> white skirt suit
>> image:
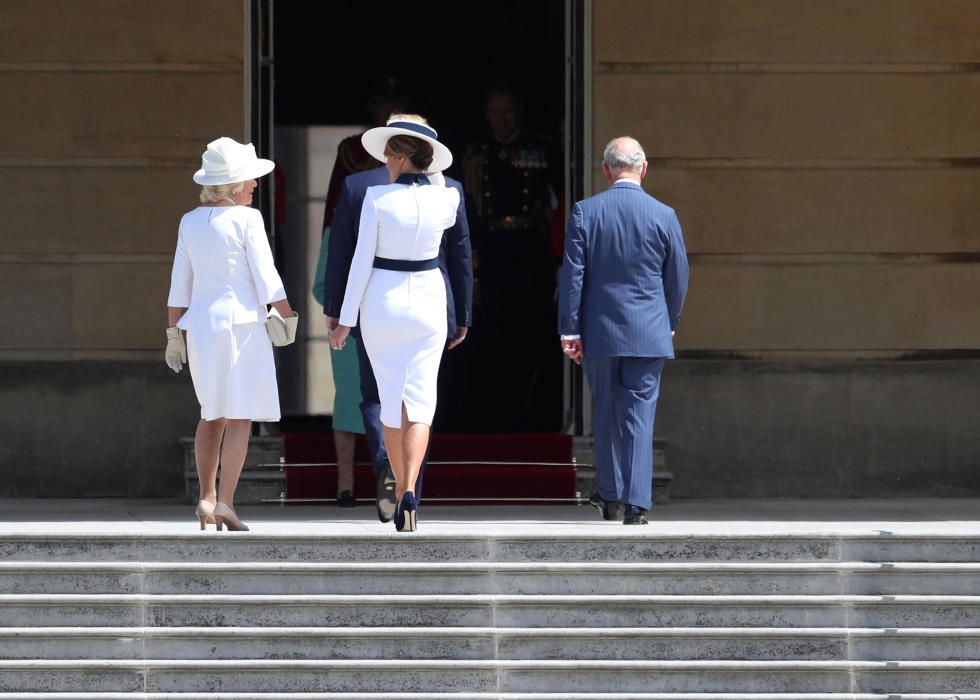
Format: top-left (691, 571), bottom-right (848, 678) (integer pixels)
top-left (339, 179), bottom-right (459, 428)
top-left (167, 205), bottom-right (286, 421)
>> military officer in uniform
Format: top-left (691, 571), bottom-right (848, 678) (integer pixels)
top-left (461, 84), bottom-right (562, 431)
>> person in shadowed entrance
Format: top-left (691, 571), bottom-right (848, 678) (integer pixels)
top-left (461, 83), bottom-right (562, 433)
top-left (313, 80), bottom-right (409, 508)
top-left (559, 137), bottom-right (689, 525)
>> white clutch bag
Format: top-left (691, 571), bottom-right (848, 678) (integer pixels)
top-left (266, 308), bottom-right (299, 346)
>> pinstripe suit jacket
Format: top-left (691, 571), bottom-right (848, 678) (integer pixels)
top-left (558, 181), bottom-right (689, 358)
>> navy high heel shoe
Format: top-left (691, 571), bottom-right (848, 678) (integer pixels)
top-left (394, 496), bottom-right (405, 531)
top-left (396, 491), bottom-right (418, 532)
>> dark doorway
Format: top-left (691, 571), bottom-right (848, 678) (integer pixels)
top-left (274, 2), bottom-right (564, 147)
top-left (273, 0), bottom-right (566, 434)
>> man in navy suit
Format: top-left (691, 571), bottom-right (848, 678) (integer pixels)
top-left (558, 137), bottom-right (689, 525)
top-left (324, 164), bottom-right (473, 522)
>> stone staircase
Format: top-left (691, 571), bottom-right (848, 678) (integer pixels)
top-left (182, 437), bottom-right (285, 505)
top-left (2, 530), bottom-right (980, 697)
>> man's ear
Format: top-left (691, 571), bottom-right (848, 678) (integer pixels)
top-left (640, 161), bottom-right (648, 180)
top-left (602, 164), bottom-right (613, 183)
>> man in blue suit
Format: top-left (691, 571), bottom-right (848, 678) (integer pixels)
top-left (558, 137), bottom-right (689, 525)
top-left (324, 161), bottom-right (473, 523)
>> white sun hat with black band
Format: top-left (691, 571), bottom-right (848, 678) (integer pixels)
top-left (361, 117), bottom-right (453, 172)
top-left (193, 137), bottom-right (275, 186)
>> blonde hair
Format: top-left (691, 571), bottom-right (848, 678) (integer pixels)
top-left (199, 182), bottom-right (245, 204)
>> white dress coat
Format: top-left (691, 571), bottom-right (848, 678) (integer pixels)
top-left (167, 205), bottom-right (286, 421)
top-left (340, 180), bottom-right (459, 428)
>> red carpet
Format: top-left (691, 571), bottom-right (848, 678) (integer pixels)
top-left (283, 433), bottom-right (576, 504)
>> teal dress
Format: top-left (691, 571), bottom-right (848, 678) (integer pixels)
top-left (313, 229), bottom-right (366, 435)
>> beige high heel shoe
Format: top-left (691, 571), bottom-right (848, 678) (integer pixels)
top-left (214, 501), bottom-right (249, 532)
top-left (195, 500), bottom-right (216, 531)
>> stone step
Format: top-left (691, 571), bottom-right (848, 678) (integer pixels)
top-left (185, 470), bottom-right (285, 505)
top-left (5, 695), bottom-right (980, 700)
top-left (5, 533), bottom-right (980, 563)
top-left (182, 436), bottom-right (285, 505)
top-left (180, 436), bottom-right (283, 468)
top-left (4, 594), bottom-right (980, 628)
top-left (3, 659), bottom-right (980, 693)
top-left (4, 627), bottom-right (980, 661)
top-left (6, 561), bottom-right (980, 595)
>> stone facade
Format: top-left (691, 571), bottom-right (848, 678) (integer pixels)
top-left (0, 1), bottom-right (246, 497)
top-left (591, 0), bottom-right (980, 496)
top-left (2, 1), bottom-right (977, 497)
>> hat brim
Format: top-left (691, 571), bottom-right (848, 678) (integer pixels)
top-left (192, 158), bottom-right (275, 186)
top-left (362, 126), bottom-right (453, 173)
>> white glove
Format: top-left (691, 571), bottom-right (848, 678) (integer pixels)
top-left (165, 327), bottom-right (186, 373)
top-left (266, 308), bottom-right (299, 346)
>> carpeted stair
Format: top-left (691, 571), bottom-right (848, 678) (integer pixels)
top-left (284, 433), bottom-right (578, 504)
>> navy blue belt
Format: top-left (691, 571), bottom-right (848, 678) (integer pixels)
top-left (373, 256), bottom-right (439, 272)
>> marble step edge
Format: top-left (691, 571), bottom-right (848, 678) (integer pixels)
top-left (3, 625), bottom-right (980, 639)
top-left (5, 532), bottom-right (980, 543)
top-left (4, 593), bottom-right (980, 605)
top-left (6, 561), bottom-right (980, 574)
top-left (5, 695), bottom-right (980, 700)
top-left (5, 659), bottom-right (980, 672)
top-left (2, 694), bottom-right (980, 700)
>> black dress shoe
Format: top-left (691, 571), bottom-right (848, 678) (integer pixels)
top-left (336, 490), bottom-right (356, 508)
top-left (375, 461), bottom-right (396, 523)
top-left (623, 505), bottom-right (648, 525)
top-left (589, 491), bottom-right (621, 521)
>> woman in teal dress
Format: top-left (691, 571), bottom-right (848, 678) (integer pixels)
top-left (313, 228), bottom-right (365, 506)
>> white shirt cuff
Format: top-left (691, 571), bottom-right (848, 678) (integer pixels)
top-left (561, 334), bottom-right (581, 340)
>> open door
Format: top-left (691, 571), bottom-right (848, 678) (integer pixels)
top-left (564, 0), bottom-right (592, 437)
top-left (269, 1), bottom-right (567, 432)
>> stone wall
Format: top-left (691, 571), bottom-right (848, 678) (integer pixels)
top-left (591, 0), bottom-right (980, 495)
top-left (0, 1), bottom-right (246, 497)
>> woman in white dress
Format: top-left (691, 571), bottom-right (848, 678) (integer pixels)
top-left (329, 116), bottom-right (458, 532)
top-left (166, 137), bottom-right (297, 532)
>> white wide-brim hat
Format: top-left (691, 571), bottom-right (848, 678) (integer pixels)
top-left (361, 119), bottom-right (453, 173)
top-left (193, 137), bottom-right (275, 186)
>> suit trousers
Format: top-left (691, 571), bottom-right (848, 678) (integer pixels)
top-left (351, 325), bottom-right (426, 497)
top-left (583, 356), bottom-right (665, 511)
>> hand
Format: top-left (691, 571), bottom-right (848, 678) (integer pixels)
top-left (560, 337), bottom-right (583, 365)
top-left (447, 326), bottom-right (468, 350)
top-left (325, 316), bottom-right (339, 332)
top-left (165, 327), bottom-right (187, 373)
top-left (329, 324), bottom-right (351, 351)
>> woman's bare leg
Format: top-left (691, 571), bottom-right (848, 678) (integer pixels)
top-left (194, 418), bottom-right (225, 505)
top-left (217, 419), bottom-right (252, 506)
top-left (400, 403), bottom-right (430, 498)
top-left (334, 429), bottom-right (356, 493)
